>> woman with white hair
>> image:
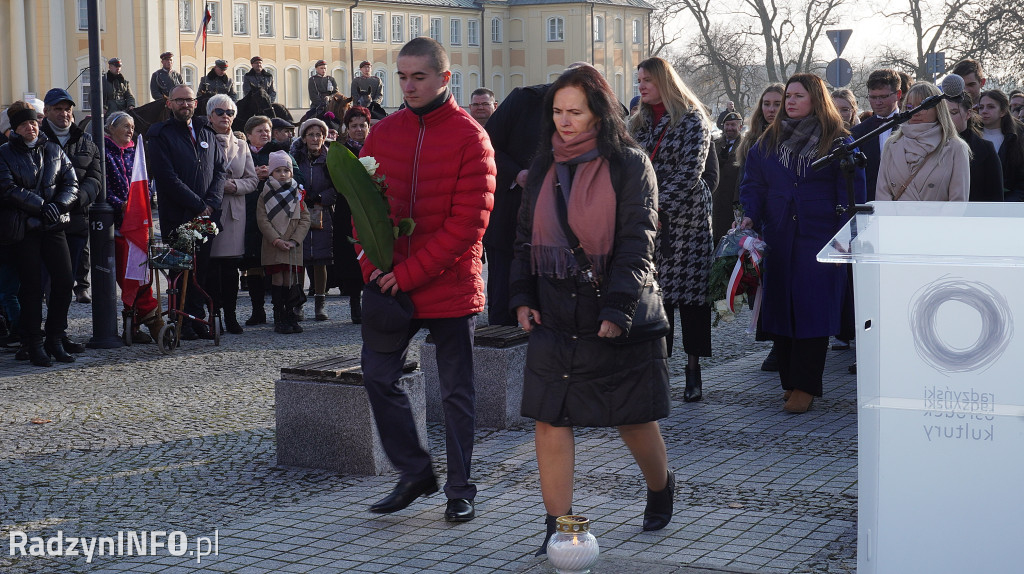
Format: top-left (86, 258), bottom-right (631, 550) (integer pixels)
top-left (876, 82), bottom-right (970, 202)
top-left (206, 94), bottom-right (259, 334)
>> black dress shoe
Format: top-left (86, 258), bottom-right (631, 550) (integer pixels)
top-left (369, 475), bottom-right (438, 514)
top-left (61, 336), bottom-right (86, 354)
top-left (683, 366), bottom-right (702, 402)
top-left (179, 324), bottom-right (199, 341)
top-left (444, 498), bottom-right (475, 522)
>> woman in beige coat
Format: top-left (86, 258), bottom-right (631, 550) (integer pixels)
top-left (256, 150), bottom-right (311, 334)
top-left (876, 82), bottom-right (970, 202)
top-left (207, 94), bottom-right (259, 334)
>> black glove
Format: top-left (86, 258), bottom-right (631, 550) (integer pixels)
top-left (43, 203), bottom-right (62, 225)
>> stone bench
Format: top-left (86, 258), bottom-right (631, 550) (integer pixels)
top-left (275, 355), bottom-right (426, 476)
top-left (421, 325), bottom-right (530, 429)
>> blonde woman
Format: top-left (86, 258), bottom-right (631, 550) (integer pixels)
top-left (831, 89), bottom-right (860, 128)
top-left (876, 83), bottom-right (970, 202)
top-left (630, 56), bottom-right (712, 402)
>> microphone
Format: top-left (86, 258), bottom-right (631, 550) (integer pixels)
top-left (913, 74), bottom-right (965, 112)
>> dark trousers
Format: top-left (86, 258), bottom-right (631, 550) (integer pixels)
top-left (16, 231), bottom-right (73, 340)
top-left (73, 233), bottom-right (90, 291)
top-left (664, 301), bottom-right (712, 358)
top-left (837, 271), bottom-right (855, 343)
top-left (485, 247), bottom-right (515, 326)
top-left (773, 335), bottom-right (829, 396)
top-left (361, 314), bottom-right (478, 500)
top-left (207, 257), bottom-right (241, 314)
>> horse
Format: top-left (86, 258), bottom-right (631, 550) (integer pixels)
top-left (233, 86), bottom-right (293, 132)
top-left (299, 93), bottom-right (352, 125)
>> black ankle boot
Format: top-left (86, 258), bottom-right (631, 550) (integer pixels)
top-left (44, 336), bottom-right (75, 363)
top-left (536, 510), bottom-right (571, 556)
top-left (683, 365), bottom-right (702, 402)
top-left (223, 310), bottom-right (244, 334)
top-left (643, 470), bottom-right (675, 531)
top-left (27, 340), bottom-right (51, 367)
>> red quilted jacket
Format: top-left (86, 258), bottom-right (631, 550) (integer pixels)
top-left (358, 94), bottom-right (495, 318)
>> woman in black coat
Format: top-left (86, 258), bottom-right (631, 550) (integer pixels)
top-left (0, 103), bottom-right (79, 366)
top-left (292, 118), bottom-right (336, 321)
top-left (950, 93), bottom-right (1004, 201)
top-left (509, 66), bottom-right (672, 552)
top-left (328, 106), bottom-right (372, 324)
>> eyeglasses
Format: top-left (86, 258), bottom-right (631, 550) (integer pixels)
top-left (212, 108), bottom-right (236, 117)
top-left (469, 103), bottom-right (494, 108)
top-left (170, 98), bottom-right (197, 105)
top-left (868, 93), bottom-right (896, 102)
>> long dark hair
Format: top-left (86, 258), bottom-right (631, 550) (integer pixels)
top-left (979, 89), bottom-right (1024, 166)
top-left (759, 73), bottom-right (847, 159)
top-left (736, 83), bottom-right (784, 168)
top-left (532, 66), bottom-right (637, 174)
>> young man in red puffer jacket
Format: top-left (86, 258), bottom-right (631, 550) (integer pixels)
top-left (356, 37), bottom-right (495, 524)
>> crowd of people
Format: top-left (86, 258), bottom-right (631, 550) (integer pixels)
top-left (3, 44), bottom-right (1023, 551)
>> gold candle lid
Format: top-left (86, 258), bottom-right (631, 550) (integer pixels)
top-left (555, 515), bottom-right (590, 533)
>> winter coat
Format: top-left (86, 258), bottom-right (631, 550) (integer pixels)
top-left (150, 68), bottom-right (183, 101)
top-left (328, 139), bottom-right (365, 295)
top-left (242, 141), bottom-right (301, 268)
top-left (242, 70), bottom-right (276, 103)
top-left (739, 136), bottom-right (866, 339)
top-left (211, 132), bottom-right (258, 257)
top-left (290, 140), bottom-right (336, 263)
top-left (102, 71), bottom-right (136, 113)
top-left (632, 107), bottom-right (712, 306)
top-left (509, 146), bottom-right (669, 427)
top-left (147, 115), bottom-right (226, 235)
top-left (357, 92), bottom-right (495, 319)
top-left (994, 131), bottom-right (1024, 201)
top-left (255, 180), bottom-right (311, 266)
top-left (104, 136), bottom-right (135, 227)
top-left (308, 74), bottom-right (338, 108)
top-left (0, 133), bottom-right (79, 231)
top-left (711, 135), bottom-right (741, 243)
top-left (40, 120), bottom-right (101, 236)
top-left (350, 75), bottom-right (383, 106)
top-left (960, 129), bottom-right (1004, 202)
top-left (875, 124), bottom-right (970, 202)
top-left (198, 70), bottom-right (238, 101)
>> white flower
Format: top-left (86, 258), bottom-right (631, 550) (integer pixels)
top-left (359, 156), bottom-right (379, 176)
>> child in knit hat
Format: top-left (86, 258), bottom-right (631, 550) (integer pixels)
top-left (255, 150), bottom-right (311, 334)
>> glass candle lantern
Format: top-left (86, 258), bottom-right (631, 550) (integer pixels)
top-left (546, 515), bottom-right (600, 574)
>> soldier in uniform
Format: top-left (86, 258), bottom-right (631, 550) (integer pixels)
top-left (198, 59), bottom-right (238, 101)
top-left (307, 60), bottom-right (338, 111)
top-left (242, 56), bottom-right (276, 103)
top-left (350, 61), bottom-right (383, 108)
top-left (150, 51), bottom-right (183, 101)
top-left (102, 58), bottom-right (136, 114)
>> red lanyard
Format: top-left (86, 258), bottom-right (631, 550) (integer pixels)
top-left (649, 122), bottom-right (671, 161)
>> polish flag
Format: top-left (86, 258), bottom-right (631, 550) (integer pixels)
top-left (122, 135), bottom-right (152, 282)
top-left (194, 5), bottom-right (213, 50)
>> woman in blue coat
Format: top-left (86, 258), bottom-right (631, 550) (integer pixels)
top-left (739, 73), bottom-right (865, 413)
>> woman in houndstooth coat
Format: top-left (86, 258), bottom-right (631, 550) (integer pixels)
top-left (630, 57), bottom-right (713, 402)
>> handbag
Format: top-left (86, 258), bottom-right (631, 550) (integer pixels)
top-left (553, 171), bottom-right (669, 345)
top-left (308, 204), bottom-right (324, 230)
top-left (286, 250), bottom-right (307, 308)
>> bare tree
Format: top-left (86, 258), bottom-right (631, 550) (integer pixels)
top-left (740, 0), bottom-right (847, 83)
top-left (648, 1), bottom-right (686, 57)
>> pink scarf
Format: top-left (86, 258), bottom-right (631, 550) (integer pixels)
top-left (531, 129), bottom-right (617, 279)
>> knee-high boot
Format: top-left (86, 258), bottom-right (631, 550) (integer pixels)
top-left (246, 274), bottom-right (267, 325)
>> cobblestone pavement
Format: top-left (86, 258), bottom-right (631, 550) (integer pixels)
top-left (0, 287), bottom-right (859, 574)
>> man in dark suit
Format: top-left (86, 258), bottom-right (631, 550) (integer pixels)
top-left (483, 83), bottom-right (550, 326)
top-left (849, 69), bottom-right (902, 202)
top-left (148, 85), bottom-right (226, 340)
top-left (711, 111), bottom-right (743, 243)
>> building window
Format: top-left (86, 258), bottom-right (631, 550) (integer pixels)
top-left (615, 18), bottom-right (623, 43)
top-left (547, 17), bottom-right (563, 42)
top-left (258, 5), bottom-right (273, 36)
top-left (490, 17), bottom-right (502, 43)
top-left (232, 3), bottom-right (249, 35)
top-left (234, 67), bottom-right (248, 95)
top-left (308, 8), bottom-right (322, 39)
top-left (594, 15), bottom-right (604, 42)
top-left (331, 9), bottom-right (345, 40)
top-left (372, 13), bottom-right (385, 42)
top-left (78, 0), bottom-right (106, 30)
top-left (468, 19), bottom-right (478, 46)
top-left (633, 70), bottom-right (640, 98)
top-left (450, 19), bottom-right (461, 46)
top-left (353, 12), bottom-right (365, 41)
top-left (391, 15), bottom-right (403, 43)
top-left (451, 71), bottom-right (462, 105)
top-left (410, 16), bottom-right (421, 39)
top-left (208, 1), bottom-right (221, 34)
top-left (183, 65), bottom-right (197, 88)
top-left (375, 69), bottom-right (387, 104)
top-left (179, 0), bottom-right (193, 31)
top-left (286, 67), bottom-right (301, 108)
top-left (632, 19), bottom-right (642, 43)
top-left (80, 68), bottom-right (92, 111)
top-left (429, 17), bottom-right (442, 42)
top-left (284, 6), bottom-right (298, 38)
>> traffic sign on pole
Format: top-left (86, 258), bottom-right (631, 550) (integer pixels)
top-left (826, 58), bottom-right (853, 88)
top-left (826, 29), bottom-right (854, 57)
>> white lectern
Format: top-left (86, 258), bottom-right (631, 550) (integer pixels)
top-left (818, 201), bottom-right (1024, 574)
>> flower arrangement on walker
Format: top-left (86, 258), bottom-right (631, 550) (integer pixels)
top-left (149, 216), bottom-right (219, 271)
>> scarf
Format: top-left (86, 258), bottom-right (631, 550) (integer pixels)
top-left (45, 120), bottom-right (71, 146)
top-left (896, 122), bottom-right (943, 169)
top-left (531, 129), bottom-right (616, 279)
top-left (777, 116), bottom-right (822, 176)
top-left (263, 177), bottom-right (302, 234)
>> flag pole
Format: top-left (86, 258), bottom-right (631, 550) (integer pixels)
top-left (203, 3), bottom-right (209, 83)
